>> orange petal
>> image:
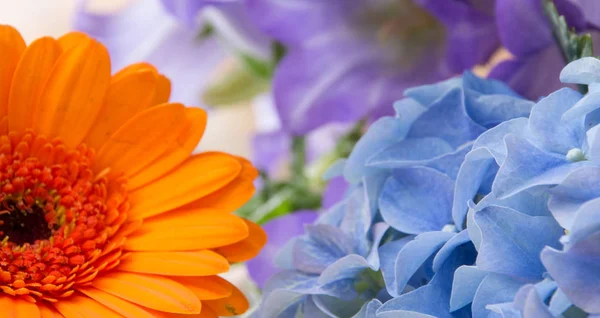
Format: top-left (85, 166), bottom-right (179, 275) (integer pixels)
top-left (203, 284), bottom-right (249, 316)
top-left (78, 286), bottom-right (155, 318)
top-left (127, 152), bottom-right (242, 220)
top-left (125, 208), bottom-right (249, 251)
top-left (95, 104), bottom-right (186, 176)
top-left (8, 37), bottom-right (62, 133)
top-left (112, 62), bottom-right (157, 81)
top-left (171, 276), bottom-right (233, 301)
top-left (118, 250), bottom-right (229, 276)
top-left (182, 158), bottom-right (257, 213)
top-left (0, 25), bottom-right (26, 118)
top-left (146, 305), bottom-right (218, 318)
top-left (52, 293), bottom-right (121, 318)
top-left (84, 68), bottom-right (161, 149)
top-left (34, 37), bottom-right (110, 148)
top-left (197, 306), bottom-right (219, 318)
top-left (38, 303), bottom-right (62, 318)
top-left (91, 272), bottom-right (201, 314)
top-left (153, 74), bottom-right (171, 105)
top-left (127, 107), bottom-right (208, 190)
top-left (57, 32), bottom-right (89, 51)
top-left (214, 219), bottom-right (267, 263)
top-left (0, 296), bottom-right (40, 318)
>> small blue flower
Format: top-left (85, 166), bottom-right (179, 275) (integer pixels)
top-left (258, 185), bottom-right (389, 317)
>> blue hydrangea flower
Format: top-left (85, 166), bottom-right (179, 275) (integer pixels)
top-left (450, 58), bottom-right (600, 317)
top-left (344, 71), bottom-right (534, 225)
top-left (258, 185), bottom-right (389, 317)
top-left (318, 71), bottom-right (531, 317)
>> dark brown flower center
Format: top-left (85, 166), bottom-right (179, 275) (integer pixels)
top-left (0, 201), bottom-right (54, 245)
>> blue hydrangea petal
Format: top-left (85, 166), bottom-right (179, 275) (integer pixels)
top-left (260, 290), bottom-right (305, 318)
top-left (565, 197), bottom-right (600, 245)
top-left (474, 206), bottom-right (563, 279)
top-left (452, 148), bottom-right (497, 229)
top-left (313, 294), bottom-right (365, 317)
top-left (492, 134), bottom-right (582, 199)
top-left (549, 166), bottom-right (600, 230)
top-left (393, 98), bottom-right (429, 123)
top-left (352, 299), bottom-right (382, 318)
top-left (561, 90), bottom-right (600, 123)
top-left (379, 237), bottom-right (415, 297)
top-left (463, 89), bottom-right (534, 128)
top-left (425, 143), bottom-right (472, 180)
top-left (450, 266), bottom-right (488, 312)
top-left (366, 137), bottom-right (454, 168)
top-left (560, 57), bottom-right (600, 85)
top-left (366, 223), bottom-right (392, 270)
top-left (404, 77), bottom-right (462, 106)
top-left (317, 254), bottom-right (371, 286)
top-left (471, 274), bottom-right (525, 318)
top-left (263, 270), bottom-right (320, 295)
top-left (473, 190), bottom-right (551, 218)
top-left (323, 158), bottom-right (347, 180)
top-left (407, 89), bottom-right (486, 148)
top-left (380, 168), bottom-right (454, 234)
top-left (274, 237), bottom-right (298, 270)
top-left (303, 296), bottom-right (330, 318)
top-left (466, 209), bottom-right (482, 251)
top-left (513, 285), bottom-right (554, 318)
top-left (512, 279), bottom-right (557, 309)
top-left (377, 311), bottom-right (437, 318)
top-left (527, 88), bottom-right (584, 154)
top-left (377, 251), bottom-right (471, 318)
top-left (340, 187), bottom-right (372, 243)
top-left (485, 302), bottom-right (521, 318)
top-left (432, 230), bottom-right (472, 272)
top-left (390, 232), bottom-right (455, 297)
top-left (461, 70), bottom-right (521, 97)
top-left (345, 117), bottom-right (406, 183)
top-left (548, 289), bottom-right (573, 316)
top-left (472, 118), bottom-right (529, 165)
top-left (293, 225), bottom-right (355, 273)
top-left (364, 171), bottom-right (391, 213)
top-left (541, 232), bottom-right (600, 313)
top-left (319, 278), bottom-right (359, 301)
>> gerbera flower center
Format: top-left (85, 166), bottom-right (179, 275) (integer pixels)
top-left (356, 0), bottom-right (446, 68)
top-left (0, 201), bottom-right (54, 245)
top-left (0, 131), bottom-right (128, 302)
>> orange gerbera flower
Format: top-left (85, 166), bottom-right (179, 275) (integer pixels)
top-left (0, 25), bottom-right (266, 317)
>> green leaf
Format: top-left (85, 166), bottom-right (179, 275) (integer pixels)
top-left (201, 60), bottom-right (270, 107)
top-left (543, 0), bottom-right (595, 94)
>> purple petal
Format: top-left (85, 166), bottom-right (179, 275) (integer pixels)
top-left (245, 0), bottom-right (353, 46)
top-left (574, 0), bottom-right (600, 28)
top-left (247, 211), bottom-right (318, 288)
top-left (322, 176), bottom-right (349, 209)
top-left (160, 0), bottom-right (207, 26)
top-left (489, 46), bottom-right (566, 100)
top-left (74, 0), bottom-right (227, 106)
top-left (272, 45), bottom-right (397, 134)
top-left (495, 0), bottom-right (553, 56)
top-left (252, 130), bottom-right (291, 176)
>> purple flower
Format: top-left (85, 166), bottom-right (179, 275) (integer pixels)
top-left (246, 0), bottom-right (499, 134)
top-left (247, 211), bottom-right (318, 288)
top-left (73, 0), bottom-right (270, 106)
top-left (489, 0), bottom-right (600, 100)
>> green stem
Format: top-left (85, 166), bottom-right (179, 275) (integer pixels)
top-left (291, 136), bottom-right (306, 181)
